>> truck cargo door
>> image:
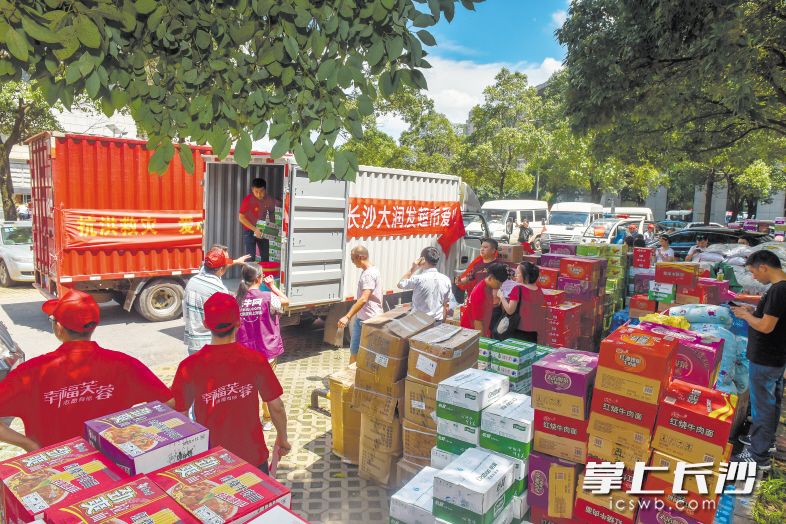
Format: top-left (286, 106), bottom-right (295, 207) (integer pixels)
top-left (285, 168), bottom-right (349, 306)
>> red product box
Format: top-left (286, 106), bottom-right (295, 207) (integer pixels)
top-left (542, 289), bottom-right (567, 306)
top-left (535, 410), bottom-right (590, 442)
top-left (0, 437), bottom-right (126, 523)
top-left (538, 267), bottom-right (560, 289)
top-left (574, 485), bottom-right (638, 524)
top-left (546, 301), bottom-right (583, 323)
top-left (655, 262), bottom-right (699, 287)
top-left (529, 506), bottom-right (582, 524)
top-left (590, 389), bottom-right (659, 431)
top-left (585, 455), bottom-right (635, 492)
top-left (644, 475), bottom-right (718, 524)
top-left (559, 257), bottom-right (603, 283)
top-left (557, 277), bottom-right (597, 301)
top-left (43, 475), bottom-right (197, 523)
top-left (629, 294), bottom-right (657, 312)
top-left (632, 247), bottom-right (655, 268)
top-left (544, 331), bottom-right (579, 348)
top-left (151, 447), bottom-right (292, 523)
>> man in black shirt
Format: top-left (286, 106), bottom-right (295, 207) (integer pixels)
top-left (730, 250), bottom-right (786, 469)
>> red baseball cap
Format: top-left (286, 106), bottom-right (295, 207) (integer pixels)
top-left (42, 288), bottom-right (100, 333)
top-left (204, 247), bottom-right (233, 269)
top-left (203, 292), bottom-right (240, 333)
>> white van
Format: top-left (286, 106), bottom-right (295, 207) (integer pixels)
top-left (541, 202), bottom-right (604, 251)
top-left (473, 200), bottom-right (549, 244)
top-left (603, 206), bottom-right (654, 221)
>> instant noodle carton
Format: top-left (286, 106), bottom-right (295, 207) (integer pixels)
top-left (436, 369), bottom-right (509, 427)
top-left (585, 433), bottom-right (652, 465)
top-left (247, 504), bottom-right (310, 523)
top-left (43, 474), bottom-right (196, 524)
top-left (527, 451), bottom-right (581, 520)
top-left (542, 289), bottom-right (567, 306)
top-left (588, 390), bottom-right (658, 450)
top-left (529, 506), bottom-right (582, 524)
top-left (629, 294), bottom-right (657, 317)
top-left (84, 401), bottom-right (210, 476)
top-left (635, 502), bottom-right (705, 524)
top-left (655, 262), bottom-right (699, 287)
top-left (557, 278), bottom-right (597, 301)
top-left (479, 393), bottom-right (534, 461)
top-left (560, 257), bottom-right (603, 284)
top-left (151, 447), bottom-right (291, 523)
top-left (632, 247), bottom-right (655, 268)
top-left (533, 411), bottom-right (589, 463)
top-left (595, 325), bottom-right (678, 405)
top-left (549, 243), bottom-right (578, 256)
top-left (407, 325), bottom-right (480, 384)
top-left (574, 475), bottom-right (638, 524)
top-left (389, 466), bottom-right (437, 524)
top-left (540, 253), bottom-right (570, 269)
top-left (537, 267), bottom-right (560, 289)
top-left (653, 380), bottom-right (737, 464)
top-left (532, 350), bottom-right (598, 421)
top-left (0, 437), bottom-right (125, 523)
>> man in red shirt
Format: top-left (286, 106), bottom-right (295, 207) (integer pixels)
top-left (169, 292), bottom-right (291, 473)
top-left (0, 289), bottom-right (171, 451)
top-left (238, 178), bottom-right (278, 262)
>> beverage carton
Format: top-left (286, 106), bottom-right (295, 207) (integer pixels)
top-left (656, 262), bottom-right (699, 287)
top-left (633, 247), bottom-right (655, 268)
top-left (560, 257), bottom-right (602, 284)
top-left (532, 350), bottom-right (598, 421)
top-left (576, 243), bottom-right (606, 257)
top-left (43, 475), bottom-right (196, 524)
top-left (248, 504), bottom-right (310, 523)
top-left (533, 410), bottom-right (589, 463)
top-left (408, 325), bottom-right (480, 384)
top-left (431, 446), bottom-right (458, 469)
top-left (0, 437), bottom-right (125, 523)
top-left (389, 466), bottom-right (438, 524)
top-left (596, 325), bottom-right (678, 405)
top-left (653, 380), bottom-right (737, 463)
top-left (537, 267), bottom-right (560, 289)
top-left (436, 369), bottom-right (509, 427)
top-left (648, 281), bottom-right (676, 303)
top-left (435, 433), bottom-right (475, 456)
top-left (436, 418), bottom-right (480, 448)
top-left (404, 377), bottom-right (437, 430)
top-left (479, 393), bottom-right (534, 460)
top-left (84, 401), bottom-right (209, 476)
top-left (549, 243), bottom-right (578, 256)
top-left (483, 449), bottom-right (527, 496)
top-left (433, 448), bottom-right (515, 524)
top-left (491, 339), bottom-right (537, 367)
top-left (527, 451), bottom-right (581, 519)
top-left (151, 447), bottom-right (291, 523)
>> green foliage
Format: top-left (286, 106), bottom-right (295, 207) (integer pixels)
top-left (752, 473), bottom-right (785, 524)
top-left (338, 128), bottom-right (407, 169)
top-left (0, 0), bottom-right (483, 178)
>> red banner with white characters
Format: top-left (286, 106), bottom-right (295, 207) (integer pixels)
top-left (62, 209), bottom-right (203, 250)
top-left (347, 198), bottom-right (462, 238)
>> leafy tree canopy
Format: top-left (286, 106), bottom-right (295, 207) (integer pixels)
top-left (0, 0), bottom-right (483, 179)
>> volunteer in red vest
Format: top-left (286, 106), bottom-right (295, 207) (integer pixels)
top-left (170, 292), bottom-right (291, 474)
top-left (238, 178), bottom-right (278, 262)
top-left (0, 289), bottom-right (171, 451)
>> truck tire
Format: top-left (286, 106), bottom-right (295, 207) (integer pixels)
top-left (134, 278), bottom-right (184, 322)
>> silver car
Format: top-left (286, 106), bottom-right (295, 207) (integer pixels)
top-left (0, 222), bottom-right (33, 286)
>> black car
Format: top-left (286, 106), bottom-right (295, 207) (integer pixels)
top-left (647, 227), bottom-right (772, 260)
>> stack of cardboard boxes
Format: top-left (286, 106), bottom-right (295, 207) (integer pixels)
top-left (328, 367), bottom-right (361, 464)
top-left (352, 308), bottom-right (436, 487)
top-left (629, 260), bottom-right (727, 318)
top-left (487, 339), bottom-right (538, 394)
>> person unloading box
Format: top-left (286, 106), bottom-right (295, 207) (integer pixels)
top-left (170, 292), bottom-right (291, 474)
top-left (337, 245), bottom-right (383, 364)
top-left (239, 178), bottom-right (278, 262)
top-left (0, 289), bottom-right (171, 451)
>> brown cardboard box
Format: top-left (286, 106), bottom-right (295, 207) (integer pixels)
top-left (352, 368), bottom-right (405, 421)
top-left (587, 433), bottom-right (652, 465)
top-left (407, 325), bottom-right (480, 384)
top-left (403, 419), bottom-right (437, 465)
top-left (403, 378), bottom-right (437, 430)
top-left (356, 346), bottom-right (408, 383)
top-left (329, 368), bottom-right (361, 463)
top-left (359, 307), bottom-right (435, 360)
top-left (499, 243), bottom-right (524, 263)
top-left (361, 413), bottom-right (402, 454)
top-left (359, 439), bottom-right (400, 487)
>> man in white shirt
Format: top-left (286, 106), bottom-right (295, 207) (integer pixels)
top-left (397, 246), bottom-right (454, 321)
top-left (685, 234), bottom-right (709, 262)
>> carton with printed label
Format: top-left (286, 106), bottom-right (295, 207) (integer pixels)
top-left (151, 447), bottom-right (292, 523)
top-left (529, 506), bottom-right (582, 524)
top-left (402, 419), bottom-right (436, 466)
top-left (0, 437), bottom-right (126, 523)
top-left (407, 325), bottom-right (480, 384)
top-left (479, 392), bottom-right (534, 461)
top-left (533, 411), bottom-right (589, 464)
top-left (527, 451), bottom-right (581, 520)
top-left (436, 418), bottom-right (480, 448)
top-left (483, 449), bottom-right (527, 496)
top-left (549, 243), bottom-right (578, 256)
top-left (542, 289), bottom-right (567, 306)
top-left (436, 369), bottom-right (509, 428)
top-left (433, 448), bottom-right (515, 524)
top-left (361, 413), bottom-right (402, 454)
top-left (595, 325), bottom-right (678, 405)
top-left (557, 278), bottom-right (597, 301)
top-left (629, 294), bottom-right (657, 313)
top-left (351, 368), bottom-right (404, 422)
top-left (491, 339), bottom-right (537, 367)
top-left (532, 350), bottom-right (598, 421)
top-left (648, 281), bottom-right (676, 303)
top-left (84, 401), bottom-right (210, 476)
top-left (559, 257), bottom-right (603, 284)
top-left (431, 447), bottom-right (458, 469)
top-left (588, 390), bottom-right (658, 450)
top-left (247, 504), bottom-right (310, 523)
top-left (537, 266), bottom-right (561, 289)
top-left (632, 247), bottom-right (655, 268)
top-left (540, 253), bottom-right (570, 269)
top-left (389, 466), bottom-right (438, 524)
top-left (43, 474), bottom-right (197, 524)
top-left (635, 502), bottom-right (705, 524)
top-left (655, 262), bottom-right (699, 287)
top-left (573, 475), bottom-right (638, 524)
top-left (653, 380), bottom-right (737, 464)
top-left (404, 377), bottom-right (437, 430)
top-left (586, 433), bottom-right (652, 465)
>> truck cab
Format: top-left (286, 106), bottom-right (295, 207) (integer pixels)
top-left (541, 202), bottom-right (604, 251)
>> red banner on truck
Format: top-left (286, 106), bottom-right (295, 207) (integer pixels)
top-left (62, 209), bottom-right (203, 251)
top-left (347, 198), bottom-right (461, 238)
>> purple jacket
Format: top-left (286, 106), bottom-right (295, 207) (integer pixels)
top-left (237, 289), bottom-right (284, 359)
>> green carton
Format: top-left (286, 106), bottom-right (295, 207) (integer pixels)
top-left (436, 433), bottom-right (476, 455)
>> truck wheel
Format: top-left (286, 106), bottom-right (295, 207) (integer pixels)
top-left (0, 261), bottom-right (12, 287)
top-left (134, 278), bottom-right (184, 322)
top-left (110, 291), bottom-right (126, 306)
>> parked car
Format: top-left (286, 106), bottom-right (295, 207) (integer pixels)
top-left (657, 220), bottom-right (687, 231)
top-left (472, 199), bottom-right (549, 244)
top-left (582, 217), bottom-right (645, 244)
top-left (0, 222), bottom-right (33, 286)
top-left (686, 222), bottom-right (723, 228)
top-left (647, 227), bottom-right (772, 260)
top-left (541, 202), bottom-right (604, 251)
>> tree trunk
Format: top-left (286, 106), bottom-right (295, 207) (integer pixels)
top-left (746, 198), bottom-right (757, 219)
top-left (0, 149), bottom-right (17, 222)
top-left (498, 172), bottom-right (507, 199)
top-left (703, 172), bottom-right (715, 225)
top-left (589, 180), bottom-right (602, 204)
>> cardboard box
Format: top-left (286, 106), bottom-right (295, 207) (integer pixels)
top-left (586, 434), bottom-right (651, 465)
top-left (549, 243), bottom-right (579, 256)
top-left (647, 449), bottom-right (723, 498)
top-left (403, 419), bottom-right (436, 465)
top-left (436, 417), bottom-right (480, 448)
top-left (394, 458), bottom-right (426, 489)
top-left (408, 325), bottom-right (480, 384)
top-left (596, 325), bottom-right (678, 405)
top-left (389, 466), bottom-right (437, 524)
top-left (537, 267), bottom-right (560, 289)
top-left (358, 439), bottom-right (401, 487)
top-left (532, 350), bottom-right (598, 421)
top-left (499, 243), bottom-right (524, 263)
top-left (43, 475), bottom-right (196, 524)
top-left (492, 339), bottom-right (538, 366)
top-left (356, 344), bottom-right (408, 383)
top-left (533, 411), bottom-right (589, 463)
top-left (484, 449), bottom-right (527, 496)
top-left (433, 448), bottom-right (515, 524)
top-left (361, 413), bottom-right (402, 454)
top-left (648, 281), bottom-right (676, 303)
top-left (653, 380), bottom-right (737, 463)
top-left (436, 369), bottom-right (509, 427)
top-left (540, 253), bottom-right (570, 269)
top-left (560, 257), bottom-right (602, 283)
top-left (84, 401), bottom-right (209, 476)
top-left (352, 368), bottom-right (405, 421)
top-left (248, 504), bottom-right (310, 523)
top-left (574, 476), bottom-right (638, 524)
top-left (0, 437), bottom-right (125, 523)
top-left (588, 390), bottom-right (658, 446)
top-left (635, 502), bottom-right (705, 524)
top-left (480, 392), bottom-right (534, 460)
top-left (431, 446), bottom-right (458, 469)
top-left (632, 247), bottom-right (655, 268)
top-left (527, 451), bottom-right (580, 519)
top-left (542, 289), bottom-right (567, 306)
top-left (557, 278), bottom-right (597, 301)
top-left (587, 411), bottom-right (652, 452)
top-left (435, 433), bottom-right (475, 456)
top-left (328, 368), bottom-right (361, 463)
top-left (656, 262), bottom-right (699, 287)
top-left (576, 244), bottom-right (605, 257)
top-left (629, 294), bottom-right (657, 312)
top-left (151, 447), bottom-right (291, 523)
top-left (529, 506), bottom-right (581, 524)
top-left (644, 474), bottom-right (718, 524)
top-left (359, 308), bottom-right (435, 361)
top-left (404, 377), bottom-right (437, 430)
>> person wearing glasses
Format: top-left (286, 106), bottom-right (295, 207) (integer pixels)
top-left (0, 289), bottom-right (171, 452)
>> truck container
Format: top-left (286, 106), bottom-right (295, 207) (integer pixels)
top-left (30, 133), bottom-right (486, 329)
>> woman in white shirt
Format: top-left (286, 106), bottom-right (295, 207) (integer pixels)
top-left (656, 235), bottom-right (676, 262)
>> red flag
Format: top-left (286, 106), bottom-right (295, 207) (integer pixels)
top-left (438, 207), bottom-right (466, 255)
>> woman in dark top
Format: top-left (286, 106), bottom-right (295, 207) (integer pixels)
top-left (497, 262), bottom-right (544, 342)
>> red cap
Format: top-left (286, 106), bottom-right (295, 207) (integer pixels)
top-left (628, 224), bottom-right (638, 231)
top-left (204, 247), bottom-right (233, 269)
top-left (42, 288), bottom-right (100, 333)
top-left (203, 292), bottom-right (240, 333)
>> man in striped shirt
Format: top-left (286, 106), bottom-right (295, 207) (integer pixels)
top-left (184, 245), bottom-right (249, 354)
